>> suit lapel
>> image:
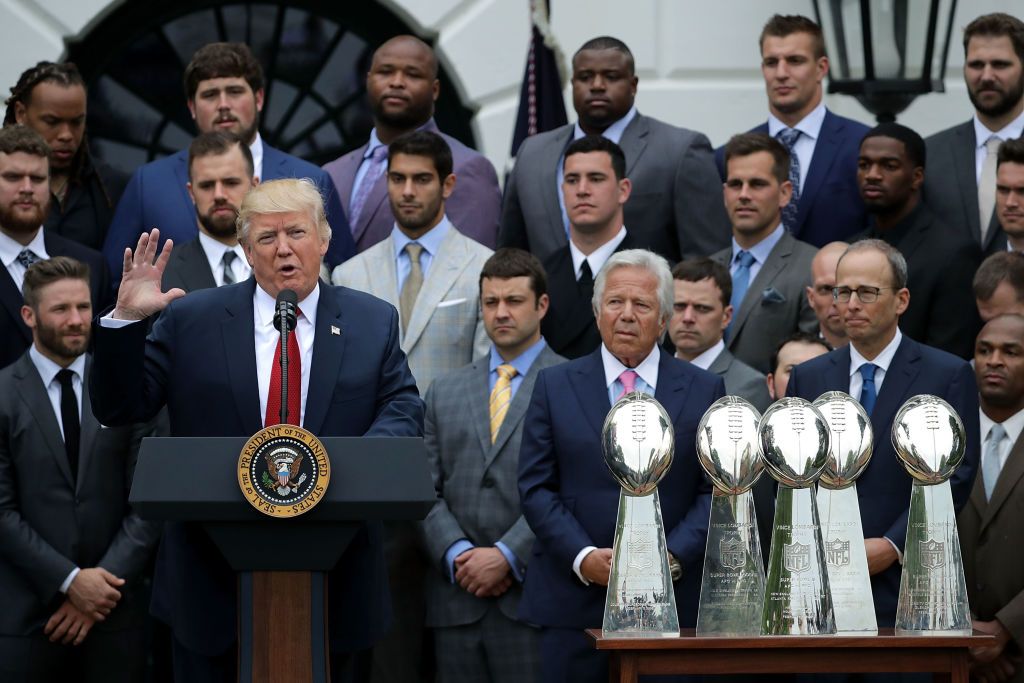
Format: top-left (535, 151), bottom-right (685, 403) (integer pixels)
top-left (221, 279), bottom-right (262, 433)
top-left (354, 175), bottom-right (390, 245)
top-left (0, 269), bottom-right (31, 344)
top-left (537, 126), bottom-right (573, 243)
top-left (952, 123), bottom-right (982, 243)
top-left (826, 347), bottom-right (852, 395)
top-left (334, 144), bottom-right (364, 212)
top-left (403, 230), bottom-right (468, 351)
top-left (486, 347), bottom-right (555, 467)
top-left (77, 359), bottom-right (100, 494)
top-left (871, 337), bottom-right (921, 438)
top-left (980, 432), bottom-right (1024, 531)
top-left (467, 360), bottom-right (493, 459)
top-left (654, 350), bottom-right (693, 426)
top-left (570, 350), bottom-right (612, 435)
top-left (731, 232), bottom-right (792, 337)
top-left (796, 112), bottom-right (842, 236)
top-left (14, 355), bottom-right (74, 487)
top-left (180, 240), bottom-right (217, 291)
top-left (619, 114), bottom-right (650, 178)
top-left (304, 284), bottom-right (347, 434)
top-left (706, 348), bottom-right (731, 376)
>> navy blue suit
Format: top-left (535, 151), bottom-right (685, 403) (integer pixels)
top-left (518, 348), bottom-right (722, 681)
top-left (101, 144), bottom-right (355, 278)
top-left (787, 335), bottom-right (980, 626)
top-left (716, 110), bottom-right (870, 247)
top-left (89, 278), bottom-right (423, 658)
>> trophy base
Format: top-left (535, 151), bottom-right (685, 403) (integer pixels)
top-left (603, 490), bottom-right (679, 637)
top-left (817, 484), bottom-right (878, 634)
top-left (895, 481), bottom-right (970, 634)
top-left (696, 490), bottom-right (765, 636)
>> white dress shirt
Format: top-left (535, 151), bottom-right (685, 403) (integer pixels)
top-left (685, 339), bottom-right (726, 371)
top-left (569, 226), bottom-right (627, 280)
top-left (767, 102), bottom-right (827, 195)
top-left (973, 110), bottom-right (1024, 181)
top-left (979, 406), bottom-right (1024, 474)
top-left (0, 228), bottom-right (48, 292)
top-left (250, 132), bottom-right (264, 182)
top-left (253, 283), bottom-right (318, 427)
top-left (391, 216), bottom-right (451, 294)
top-left (197, 231), bottom-right (249, 286)
top-left (848, 328), bottom-right (903, 400)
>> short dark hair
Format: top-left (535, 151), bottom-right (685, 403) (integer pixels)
top-left (760, 15), bottom-right (826, 60)
top-left (188, 131), bottom-right (254, 180)
top-left (387, 130), bottom-right (453, 180)
top-left (998, 137), bottom-right (1024, 169)
top-left (670, 258), bottom-right (732, 308)
top-left (0, 124), bottom-right (50, 159)
top-left (724, 132), bottom-right (790, 184)
top-left (963, 13), bottom-right (1024, 64)
top-left (479, 248), bottom-right (548, 301)
top-left (974, 251), bottom-right (1024, 302)
top-left (769, 332), bottom-right (831, 376)
top-left (573, 36), bottom-right (635, 74)
top-left (564, 135), bottom-right (627, 181)
top-left (861, 122), bottom-right (926, 168)
top-left (3, 61), bottom-right (85, 126)
top-left (183, 43), bottom-right (265, 100)
top-left (22, 256), bottom-right (90, 309)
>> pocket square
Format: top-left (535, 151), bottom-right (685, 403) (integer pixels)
top-left (761, 287), bottom-right (786, 304)
top-left (436, 298), bottom-right (467, 309)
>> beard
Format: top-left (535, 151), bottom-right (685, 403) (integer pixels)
top-left (36, 318), bottom-right (89, 363)
top-left (968, 74), bottom-right (1024, 119)
top-left (196, 203), bottom-right (239, 240)
top-left (372, 94), bottom-right (433, 130)
top-left (392, 195), bottom-right (443, 234)
top-left (0, 198), bottom-right (47, 236)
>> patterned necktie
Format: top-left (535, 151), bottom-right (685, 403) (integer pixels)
top-left (982, 423), bottom-right (1007, 500)
top-left (16, 249), bottom-right (41, 270)
top-left (776, 128), bottom-right (802, 232)
top-left (617, 369), bottom-right (638, 401)
top-left (399, 243), bottom-right (424, 334)
top-left (265, 311), bottom-right (302, 427)
top-left (350, 145), bottom-right (388, 228)
top-left (859, 363), bottom-right (878, 416)
top-left (489, 364), bottom-right (518, 443)
top-left (56, 368), bottom-right (80, 480)
top-left (221, 250), bottom-right (237, 286)
top-left (727, 250), bottom-right (755, 340)
top-left (978, 136), bottom-right (1001, 244)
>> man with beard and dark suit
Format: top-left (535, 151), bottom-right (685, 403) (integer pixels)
top-left (322, 35), bottom-right (500, 253)
top-left (787, 239), bottom-right (980, 629)
top-left (0, 257), bottom-right (158, 682)
top-left (90, 178), bottom-right (422, 683)
top-left (540, 136), bottom-right (636, 359)
top-left (857, 123), bottom-right (981, 359)
top-left (161, 132), bottom-right (255, 293)
top-left (0, 125), bottom-right (111, 370)
top-left (925, 13), bottom-right (1024, 257)
top-left (518, 249), bottom-right (722, 682)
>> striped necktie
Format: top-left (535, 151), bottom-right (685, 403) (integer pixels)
top-left (489, 364), bottom-right (517, 443)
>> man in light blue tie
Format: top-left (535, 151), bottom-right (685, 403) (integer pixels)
top-left (787, 239), bottom-right (980, 631)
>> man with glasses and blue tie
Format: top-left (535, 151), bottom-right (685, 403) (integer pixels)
top-left (787, 238), bottom-right (980, 629)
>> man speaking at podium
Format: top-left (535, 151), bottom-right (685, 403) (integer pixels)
top-left (89, 178), bottom-right (423, 682)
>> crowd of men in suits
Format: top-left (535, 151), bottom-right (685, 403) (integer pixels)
top-left (1, 8), bottom-right (1024, 683)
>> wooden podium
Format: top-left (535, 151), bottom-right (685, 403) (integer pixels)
top-left (130, 436), bottom-right (435, 683)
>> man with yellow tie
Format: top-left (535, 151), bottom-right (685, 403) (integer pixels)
top-left (419, 248), bottom-right (564, 683)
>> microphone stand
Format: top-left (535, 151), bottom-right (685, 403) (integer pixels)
top-left (278, 305), bottom-right (290, 425)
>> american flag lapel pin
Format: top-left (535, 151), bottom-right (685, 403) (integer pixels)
top-left (330, 325), bottom-right (341, 336)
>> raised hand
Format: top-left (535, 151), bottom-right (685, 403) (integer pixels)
top-left (112, 229), bottom-right (186, 320)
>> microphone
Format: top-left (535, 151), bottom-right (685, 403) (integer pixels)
top-left (274, 289), bottom-right (298, 424)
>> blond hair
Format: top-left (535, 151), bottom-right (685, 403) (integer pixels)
top-left (236, 178), bottom-right (330, 244)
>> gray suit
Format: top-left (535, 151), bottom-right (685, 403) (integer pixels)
top-left (707, 348), bottom-right (771, 413)
top-left (161, 237), bottom-right (217, 293)
top-left (712, 231), bottom-right (819, 374)
top-left (421, 345), bottom-right (564, 683)
top-left (499, 113), bottom-right (731, 263)
top-left (924, 120), bottom-right (1010, 255)
top-left (0, 353), bottom-right (159, 682)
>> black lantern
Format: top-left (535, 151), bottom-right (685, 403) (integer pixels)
top-left (813, 0), bottom-right (959, 122)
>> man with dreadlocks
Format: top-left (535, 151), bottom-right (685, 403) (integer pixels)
top-left (5, 61), bottom-right (127, 251)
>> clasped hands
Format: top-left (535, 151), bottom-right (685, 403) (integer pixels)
top-left (454, 547), bottom-right (513, 598)
top-left (44, 567), bottom-right (125, 646)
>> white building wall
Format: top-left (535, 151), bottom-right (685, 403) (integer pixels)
top-left (0, 0), bottom-right (1019, 177)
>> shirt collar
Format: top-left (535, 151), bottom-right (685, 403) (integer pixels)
top-left (489, 337), bottom-right (548, 376)
top-left (254, 281), bottom-right (319, 330)
top-left (573, 105), bottom-right (638, 144)
top-left (569, 226), bottom-right (627, 279)
top-left (685, 339), bottom-right (725, 371)
top-left (979, 405), bottom-right (1024, 446)
top-left (29, 343), bottom-right (86, 387)
top-left (250, 133), bottom-right (264, 180)
top-left (973, 108), bottom-right (1024, 148)
top-left (732, 223), bottom-right (785, 264)
top-left (849, 328), bottom-right (903, 377)
top-left (197, 230), bottom-right (247, 275)
top-left (0, 227), bottom-right (46, 268)
top-left (391, 215), bottom-right (452, 260)
top-left (767, 101), bottom-right (827, 141)
top-left (601, 342), bottom-right (660, 391)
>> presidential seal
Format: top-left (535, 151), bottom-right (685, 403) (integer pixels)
top-left (237, 425), bottom-right (331, 518)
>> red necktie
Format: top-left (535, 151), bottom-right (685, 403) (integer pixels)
top-left (265, 319), bottom-right (301, 427)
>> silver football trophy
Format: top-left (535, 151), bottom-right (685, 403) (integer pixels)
top-left (813, 391), bottom-right (877, 633)
top-left (695, 396), bottom-right (766, 636)
top-left (759, 397), bottom-right (836, 635)
top-left (601, 392), bottom-right (679, 637)
top-left (892, 395), bottom-right (971, 634)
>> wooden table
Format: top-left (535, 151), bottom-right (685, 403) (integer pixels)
top-left (587, 628), bottom-right (991, 682)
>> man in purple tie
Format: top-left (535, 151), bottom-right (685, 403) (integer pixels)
top-left (517, 248), bottom-right (723, 682)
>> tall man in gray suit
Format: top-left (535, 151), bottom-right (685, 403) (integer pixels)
top-left (323, 35), bottom-right (501, 253)
top-left (162, 132), bottom-right (255, 293)
top-left (0, 257), bottom-right (158, 682)
top-left (421, 248), bottom-right (563, 683)
top-left (925, 12), bottom-right (1024, 256)
top-left (712, 132), bottom-right (818, 374)
top-left (332, 129), bottom-right (490, 683)
top-left (499, 36), bottom-right (730, 263)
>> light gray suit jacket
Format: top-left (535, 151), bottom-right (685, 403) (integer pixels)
top-left (713, 231), bottom-right (819, 374)
top-left (707, 347), bottom-right (771, 413)
top-left (331, 225), bottom-right (492, 395)
top-left (499, 113), bottom-right (731, 262)
top-left (420, 344), bottom-right (565, 627)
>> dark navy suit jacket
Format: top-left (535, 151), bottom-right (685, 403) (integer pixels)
top-left (787, 335), bottom-right (980, 626)
top-left (517, 347), bottom-right (723, 630)
top-left (101, 144), bottom-right (355, 278)
top-left (89, 278), bottom-right (423, 656)
top-left (716, 109), bottom-right (870, 247)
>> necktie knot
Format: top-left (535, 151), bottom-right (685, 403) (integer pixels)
top-left (405, 242), bottom-right (423, 263)
top-left (16, 249), bottom-right (41, 269)
top-left (985, 136), bottom-right (1002, 154)
top-left (777, 128), bottom-right (801, 149)
top-left (56, 368), bottom-right (75, 388)
top-left (489, 364), bottom-right (517, 443)
top-left (859, 363), bottom-right (877, 382)
top-left (983, 422), bottom-right (1008, 500)
top-left (989, 423), bottom-right (1007, 444)
top-left (618, 369), bottom-right (638, 396)
top-left (496, 364), bottom-right (517, 382)
top-left (736, 250), bottom-right (755, 268)
top-left (221, 250), bottom-right (238, 285)
top-left (578, 260), bottom-right (594, 285)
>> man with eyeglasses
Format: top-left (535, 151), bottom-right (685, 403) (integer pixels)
top-left (787, 239), bottom-right (980, 631)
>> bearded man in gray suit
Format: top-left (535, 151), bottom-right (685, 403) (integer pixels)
top-left (421, 248), bottom-right (563, 683)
